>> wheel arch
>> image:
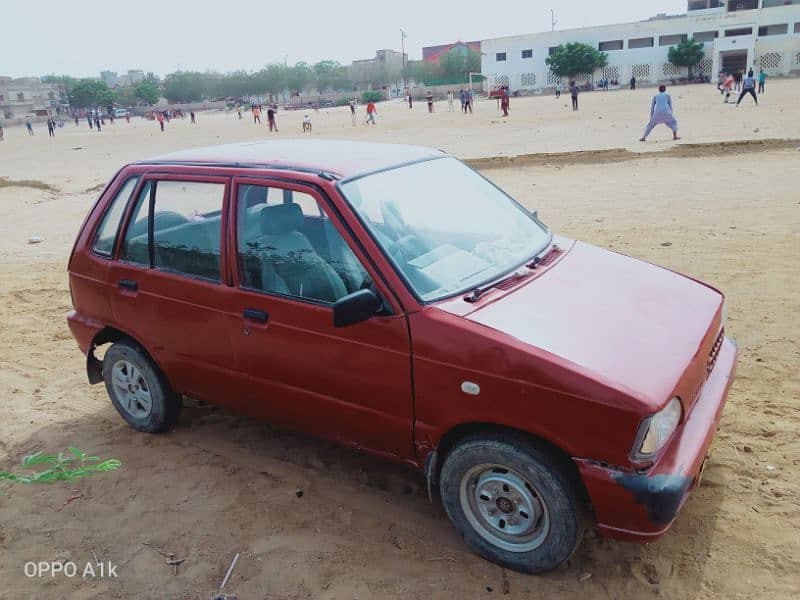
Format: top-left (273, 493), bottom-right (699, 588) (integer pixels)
top-left (428, 422), bottom-right (591, 509)
top-left (87, 326), bottom-right (173, 391)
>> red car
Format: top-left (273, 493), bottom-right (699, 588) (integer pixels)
top-left (67, 140), bottom-right (737, 573)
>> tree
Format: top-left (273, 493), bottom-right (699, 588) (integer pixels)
top-left (134, 81), bottom-right (160, 105)
top-left (545, 42), bottom-right (608, 79)
top-left (69, 79), bottom-right (115, 108)
top-left (439, 48), bottom-right (482, 83)
top-left (261, 64), bottom-right (289, 99)
top-left (163, 71), bottom-right (207, 103)
top-left (313, 60), bottom-right (349, 92)
top-left (286, 62), bottom-right (313, 96)
top-left (668, 38), bottom-right (706, 77)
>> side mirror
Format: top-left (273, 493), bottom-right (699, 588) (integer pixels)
top-left (333, 289), bottom-right (382, 328)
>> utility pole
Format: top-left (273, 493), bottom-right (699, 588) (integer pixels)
top-left (400, 29), bottom-right (407, 91)
top-left (551, 9), bottom-right (557, 32)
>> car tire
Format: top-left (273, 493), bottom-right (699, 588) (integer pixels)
top-left (439, 433), bottom-right (585, 573)
top-left (102, 341), bottom-right (180, 433)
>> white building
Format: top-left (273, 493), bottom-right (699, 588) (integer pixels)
top-left (481, 1), bottom-right (800, 91)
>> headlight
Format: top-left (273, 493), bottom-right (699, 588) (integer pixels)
top-left (630, 397), bottom-right (682, 463)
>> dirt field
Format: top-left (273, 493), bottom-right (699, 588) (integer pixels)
top-left (0, 79), bottom-right (798, 599)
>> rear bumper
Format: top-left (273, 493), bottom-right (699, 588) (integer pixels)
top-left (576, 336), bottom-right (737, 541)
top-left (66, 310), bottom-right (104, 355)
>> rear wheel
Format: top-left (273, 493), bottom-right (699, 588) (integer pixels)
top-left (439, 433), bottom-right (585, 573)
top-left (102, 341), bottom-right (180, 433)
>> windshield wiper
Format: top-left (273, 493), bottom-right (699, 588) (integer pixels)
top-left (525, 243), bottom-right (559, 269)
top-left (463, 268), bottom-right (530, 303)
top-left (464, 244), bottom-right (561, 303)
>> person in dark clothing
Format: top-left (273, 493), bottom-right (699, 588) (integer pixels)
top-left (630, 76), bottom-right (636, 90)
top-left (569, 82), bottom-right (579, 111)
top-left (736, 71), bottom-right (758, 106)
top-left (267, 105), bottom-right (278, 132)
top-left (94, 115), bottom-right (101, 131)
top-left (190, 111), bottom-right (196, 124)
top-left (87, 113), bottom-right (93, 129)
top-left (426, 91), bottom-right (434, 113)
top-left (47, 118), bottom-right (55, 137)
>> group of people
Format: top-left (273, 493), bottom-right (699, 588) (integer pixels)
top-left (718, 68), bottom-right (765, 106)
top-left (408, 90), bottom-right (473, 113)
top-left (240, 104), bottom-right (279, 131)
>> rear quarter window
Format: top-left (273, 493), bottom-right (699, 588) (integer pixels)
top-left (91, 176), bottom-right (139, 257)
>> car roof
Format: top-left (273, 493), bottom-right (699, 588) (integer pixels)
top-left (136, 140), bottom-right (447, 179)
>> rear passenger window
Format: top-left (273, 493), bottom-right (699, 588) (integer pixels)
top-left (91, 177), bottom-right (139, 257)
top-left (151, 181), bottom-right (225, 281)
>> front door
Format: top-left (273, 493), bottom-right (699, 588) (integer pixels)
top-left (228, 177), bottom-right (414, 460)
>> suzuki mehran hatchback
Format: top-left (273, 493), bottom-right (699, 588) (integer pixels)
top-left (67, 140), bottom-right (737, 573)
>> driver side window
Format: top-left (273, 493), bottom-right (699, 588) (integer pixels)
top-left (236, 184), bottom-right (370, 304)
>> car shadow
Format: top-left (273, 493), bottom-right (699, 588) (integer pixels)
top-left (1, 397), bottom-right (725, 598)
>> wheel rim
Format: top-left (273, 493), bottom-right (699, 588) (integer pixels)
top-left (110, 360), bottom-right (153, 419)
top-left (459, 464), bottom-right (550, 553)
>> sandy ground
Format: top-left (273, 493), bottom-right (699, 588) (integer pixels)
top-left (0, 79), bottom-right (798, 599)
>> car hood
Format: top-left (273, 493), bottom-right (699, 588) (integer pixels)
top-left (453, 241), bottom-right (723, 409)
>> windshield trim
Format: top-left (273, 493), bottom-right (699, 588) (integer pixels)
top-left (336, 157), bottom-right (552, 306)
top-left (338, 154), bottom-right (448, 185)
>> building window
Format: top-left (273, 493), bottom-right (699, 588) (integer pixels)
top-left (631, 64), bottom-right (651, 80)
top-left (548, 46), bottom-right (558, 56)
top-left (758, 24), bottom-right (789, 36)
top-left (520, 73), bottom-right (536, 87)
top-left (725, 27), bottom-right (754, 37)
top-left (689, 0), bottom-right (723, 9)
top-left (762, 0), bottom-right (794, 8)
top-left (728, 0), bottom-right (758, 11)
top-left (693, 30), bottom-right (719, 43)
top-left (628, 37), bottom-right (655, 48)
top-left (659, 34), bottom-right (688, 46)
top-left (796, 22), bottom-right (800, 33)
top-left (496, 52), bottom-right (507, 61)
top-left (17, 93), bottom-right (24, 102)
top-left (521, 49), bottom-right (533, 59)
top-left (599, 40), bottom-right (623, 51)
top-left (760, 52), bottom-right (782, 71)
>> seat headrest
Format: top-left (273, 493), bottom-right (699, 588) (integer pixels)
top-left (261, 202), bottom-right (304, 235)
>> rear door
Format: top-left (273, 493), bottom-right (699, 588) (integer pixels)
top-left (228, 177), bottom-right (415, 459)
top-left (108, 174), bottom-right (248, 404)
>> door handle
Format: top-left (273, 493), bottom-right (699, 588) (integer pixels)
top-left (243, 308), bottom-right (269, 323)
top-left (118, 279), bottom-right (138, 292)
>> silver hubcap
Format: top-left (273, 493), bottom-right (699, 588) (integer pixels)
top-left (111, 360), bottom-right (152, 419)
top-left (460, 464), bottom-right (550, 552)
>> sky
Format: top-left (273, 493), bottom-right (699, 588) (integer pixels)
top-left (1, 0), bottom-right (687, 78)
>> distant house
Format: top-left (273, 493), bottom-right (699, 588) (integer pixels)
top-left (422, 41), bottom-right (482, 64)
top-left (0, 76), bottom-right (66, 118)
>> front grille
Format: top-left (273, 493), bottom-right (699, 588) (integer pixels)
top-left (707, 328), bottom-right (724, 374)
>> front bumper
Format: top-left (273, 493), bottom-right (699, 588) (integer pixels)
top-left (575, 336), bottom-right (737, 541)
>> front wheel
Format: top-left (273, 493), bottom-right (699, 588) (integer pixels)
top-left (439, 433), bottom-right (585, 573)
top-left (102, 341), bottom-right (180, 433)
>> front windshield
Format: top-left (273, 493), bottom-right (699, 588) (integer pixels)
top-left (340, 157), bottom-right (550, 301)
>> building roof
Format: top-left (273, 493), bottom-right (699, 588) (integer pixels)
top-left (422, 41), bottom-right (482, 63)
top-left (142, 140), bottom-right (445, 179)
